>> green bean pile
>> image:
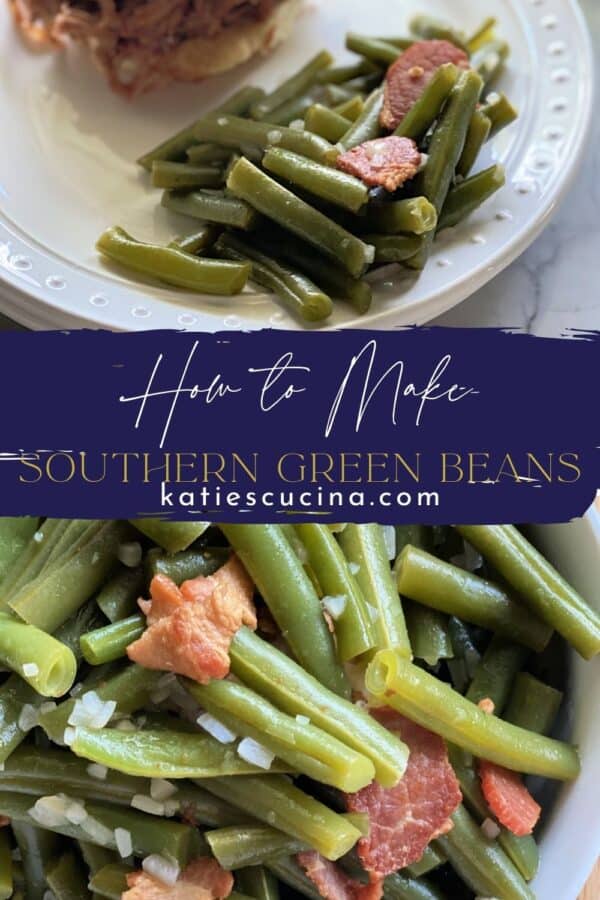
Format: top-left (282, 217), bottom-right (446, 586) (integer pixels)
top-left (96, 14), bottom-right (518, 323)
top-left (0, 516), bottom-right (597, 900)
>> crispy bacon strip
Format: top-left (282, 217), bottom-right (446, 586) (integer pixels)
top-left (346, 708), bottom-right (462, 876)
top-left (479, 761), bottom-right (541, 837)
top-left (123, 858), bottom-right (234, 900)
top-left (336, 136), bottom-right (421, 193)
top-left (127, 555), bottom-right (256, 683)
top-left (298, 851), bottom-right (383, 900)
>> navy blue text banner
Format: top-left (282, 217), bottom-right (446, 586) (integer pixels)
top-left (1, 327), bottom-right (598, 523)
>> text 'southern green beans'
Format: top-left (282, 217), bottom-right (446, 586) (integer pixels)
top-left (137, 85), bottom-right (264, 169)
top-left (0, 612), bottom-right (76, 696)
top-left (0, 829), bottom-right (11, 900)
top-left (304, 104), bottom-right (353, 143)
top-left (146, 546), bottom-right (229, 585)
top-left (294, 523), bottom-right (375, 660)
top-left (360, 197), bottom-right (438, 236)
top-left (505, 672), bottom-right (563, 736)
top-left (207, 825), bottom-right (306, 870)
top-left (46, 850), bottom-right (90, 900)
top-left (95, 565), bottom-right (145, 623)
top-left (395, 545), bottom-right (552, 652)
top-left (0, 518), bottom-right (39, 583)
top-left (364, 234), bottom-right (424, 264)
top-left (266, 857), bottom-right (321, 900)
top-left (338, 524), bottom-right (411, 658)
top-left (89, 863), bottom-right (132, 900)
top-left (436, 805), bottom-right (534, 900)
top-left (229, 627), bottom-right (408, 787)
top-left (215, 232), bottom-right (333, 323)
top-left (151, 161), bottom-right (224, 189)
top-left (394, 63), bottom-right (459, 141)
top-left (226, 158), bottom-right (374, 278)
top-left (438, 164), bottom-right (506, 230)
top-left (456, 524), bottom-right (600, 659)
top-left (263, 147), bottom-right (368, 213)
top-left (80, 615), bottom-right (145, 666)
top-left (199, 775), bottom-right (361, 861)
top-left (161, 189), bottom-right (259, 231)
top-left (220, 524), bottom-right (348, 696)
top-left (188, 678), bottom-right (374, 792)
top-left (336, 87), bottom-right (383, 153)
top-left (251, 50), bottom-right (333, 120)
top-left (480, 92), bottom-right (519, 136)
top-left (409, 14), bottom-right (468, 50)
top-left (194, 116), bottom-right (334, 165)
top-left (367, 650), bottom-right (580, 780)
top-left (466, 635), bottom-right (528, 713)
top-left (131, 518), bottom-right (209, 554)
top-left (457, 109), bottom-right (492, 177)
top-left (345, 34), bottom-right (401, 66)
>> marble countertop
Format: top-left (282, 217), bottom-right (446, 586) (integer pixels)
top-left (433, 0), bottom-right (600, 335)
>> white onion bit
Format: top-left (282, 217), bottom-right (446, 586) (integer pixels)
top-left (150, 778), bottom-right (178, 802)
top-left (295, 714), bottom-right (310, 726)
top-left (142, 855), bottom-right (180, 886)
top-left (321, 594), bottom-right (347, 621)
top-left (196, 713), bottom-right (237, 744)
top-left (68, 691), bottom-right (116, 729)
top-left (237, 738), bottom-right (275, 770)
top-left (22, 662), bottom-right (39, 678)
top-left (131, 795), bottom-right (165, 816)
top-left (382, 525), bottom-right (396, 560)
top-left (118, 541), bottom-right (143, 568)
top-left (481, 818), bottom-right (501, 840)
top-left (115, 827), bottom-right (134, 859)
top-left (18, 704), bottom-right (39, 732)
top-left (87, 763), bottom-right (108, 781)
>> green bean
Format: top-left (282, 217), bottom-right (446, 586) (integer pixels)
top-left (188, 679), bottom-right (374, 791)
top-left (318, 60), bottom-right (380, 85)
top-left (480, 91), bottom-right (519, 136)
top-left (194, 116), bottom-right (334, 165)
top-left (226, 158), bottom-right (374, 278)
top-left (294, 523), bottom-right (375, 660)
top-left (207, 825), bottom-right (306, 870)
top-left (456, 524), bottom-right (600, 660)
top-left (137, 85), bottom-right (265, 169)
top-left (438, 164), bottom-right (506, 230)
top-left (186, 143), bottom-right (232, 165)
top-left (342, 73), bottom-right (381, 95)
top-left (0, 829), bottom-right (11, 900)
top-left (8, 521), bottom-right (129, 633)
top-left (456, 109), bottom-right (491, 177)
top-left (251, 51), bottom-right (333, 120)
top-left (45, 520), bottom-right (103, 570)
top-left (471, 40), bottom-right (510, 86)
top-left (466, 635), bottom-right (528, 713)
top-left (220, 524), bottom-right (348, 695)
top-left (0, 676), bottom-right (39, 763)
top-left (0, 519), bottom-right (71, 598)
top-left (505, 672), bottom-right (563, 736)
top-left (338, 524), bottom-right (411, 658)
top-left (409, 15), bottom-right (468, 51)
top-left (266, 856), bottom-right (321, 900)
top-left (360, 197), bottom-right (438, 236)
top-left (214, 232), bottom-right (333, 323)
top-left (384, 872), bottom-right (447, 900)
top-left (88, 864), bottom-right (132, 900)
top-left (151, 161), bottom-right (224, 189)
top-left (394, 64), bottom-right (459, 141)
top-left (305, 104), bottom-right (353, 143)
top-left (336, 87), bottom-right (383, 153)
top-left (79, 842), bottom-right (116, 876)
top-left (161, 190), bottom-right (259, 231)
top-left (199, 775), bottom-right (361, 861)
top-left (367, 650), bottom-right (580, 779)
top-left (467, 17), bottom-right (498, 53)
top-left (263, 94), bottom-right (319, 128)
top-left (363, 234), bottom-right (424, 264)
top-left (1, 792), bottom-right (203, 866)
top-left (0, 612), bottom-right (77, 696)
top-left (345, 34), bottom-right (401, 66)
top-left (404, 845), bottom-right (446, 879)
top-left (395, 545), bottom-right (552, 652)
top-left (263, 147), bottom-right (369, 214)
top-left (12, 821), bottom-right (59, 900)
top-left (236, 866), bottom-right (279, 900)
top-left (435, 805), bottom-right (534, 900)
top-left (46, 851), bottom-right (91, 900)
top-left (230, 627), bottom-right (408, 787)
top-left (406, 69), bottom-right (483, 269)
top-left (95, 565), bottom-right (145, 623)
top-left (80, 615), bottom-right (145, 665)
top-left (334, 96), bottom-right (365, 120)
top-left (146, 546), bottom-right (229, 584)
top-left (0, 518), bottom-right (39, 582)
top-left (404, 602), bottom-right (452, 667)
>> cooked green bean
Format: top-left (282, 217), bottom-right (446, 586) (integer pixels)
top-left (80, 615), bottom-right (145, 666)
top-left (364, 234), bottom-right (424, 264)
top-left (457, 109), bottom-right (492, 177)
top-left (131, 519), bottom-right (209, 554)
top-left (367, 650), bottom-right (580, 779)
top-left (263, 147), bottom-right (369, 213)
top-left (294, 523), bottom-right (375, 660)
top-left (0, 518), bottom-right (39, 582)
top-left (266, 856), bottom-right (321, 900)
top-left (338, 524), bottom-right (411, 658)
top-left (336, 87), bottom-right (383, 153)
top-left (230, 627), bottom-right (407, 786)
top-left (251, 51), bottom-right (333, 120)
top-left (0, 829), bottom-right (11, 900)
top-left (137, 85), bottom-right (264, 169)
top-left (395, 545), bottom-right (552, 652)
top-left (226, 158), bottom-right (374, 278)
top-left (214, 232), bottom-right (333, 323)
top-left (194, 115), bottom-right (334, 165)
top-left (146, 546), bottom-right (229, 584)
top-left (505, 672), bottom-right (563, 735)
top-left (46, 850), bottom-right (90, 900)
top-left (438, 164), bottom-right (506, 230)
top-left (360, 197), bottom-right (438, 236)
top-left (79, 843), bottom-right (116, 877)
top-left (186, 143), bottom-right (232, 165)
top-left (151, 161), bottom-right (224, 189)
top-left (456, 524), bottom-right (600, 659)
top-left (480, 91), bottom-right (519, 136)
top-left (1, 519), bottom-right (90, 601)
top-left (0, 612), bottom-right (76, 696)
top-left (236, 866), bottom-right (279, 900)
top-left (345, 34), bottom-right (401, 66)
top-left (409, 15), bottom-right (468, 51)
top-left (207, 825), bottom-right (306, 870)
top-left (95, 565), bottom-right (145, 623)
top-left (199, 775), bottom-right (361, 861)
top-left (404, 601), bottom-right (452, 667)
top-left (466, 635), bottom-right (528, 713)
top-left (472, 40), bottom-right (510, 86)
top-left (188, 678), bottom-right (374, 791)
top-left (384, 872), bottom-right (447, 900)
top-left (436, 805), bottom-right (534, 900)
top-left (0, 676), bottom-right (40, 763)
top-left (305, 104), bottom-right (353, 143)
top-left (467, 17), bottom-right (498, 53)
top-left (12, 821), bottom-right (59, 900)
top-left (318, 60), bottom-right (379, 85)
top-left (394, 63), bottom-right (459, 141)
top-left (161, 190), bottom-right (259, 231)
top-left (89, 864), bottom-right (132, 900)
top-left (334, 96), bottom-right (365, 120)
top-left (405, 845), bottom-right (446, 879)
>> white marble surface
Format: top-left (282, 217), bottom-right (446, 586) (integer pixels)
top-left (433, 0), bottom-right (600, 335)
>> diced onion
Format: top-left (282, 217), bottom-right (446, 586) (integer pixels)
top-left (150, 778), bottom-right (178, 802)
top-left (348, 562), bottom-right (360, 575)
top-left (142, 855), bottom-right (180, 886)
top-left (381, 525), bottom-right (396, 560)
top-left (237, 738), bottom-right (275, 770)
top-left (29, 795), bottom-right (69, 828)
top-left (131, 794), bottom-right (165, 816)
top-left (481, 817), bottom-right (501, 840)
top-left (295, 714), bottom-right (310, 726)
top-left (196, 713), bottom-right (237, 744)
top-left (118, 541), bottom-right (143, 568)
top-left (81, 816), bottom-right (114, 845)
top-left (87, 763), bottom-right (108, 781)
top-left (63, 727), bottom-right (77, 746)
top-left (22, 662), bottom-right (39, 678)
top-left (115, 827), bottom-right (133, 859)
top-left (65, 800), bottom-right (87, 825)
top-left (115, 719), bottom-right (137, 732)
top-left (39, 702), bottom-right (57, 715)
top-left (33, 530), bottom-right (44, 543)
top-left (18, 704), bottom-right (38, 732)
top-left (68, 691), bottom-right (116, 729)
top-left (321, 594), bottom-right (347, 621)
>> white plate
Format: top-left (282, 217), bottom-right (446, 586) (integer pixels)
top-left (0, 0), bottom-right (593, 331)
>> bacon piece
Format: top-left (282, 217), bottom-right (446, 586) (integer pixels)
top-left (336, 137), bottom-right (421, 193)
top-left (479, 761), bottom-right (541, 837)
top-left (298, 851), bottom-right (383, 900)
top-left (346, 708), bottom-right (462, 876)
top-left (127, 556), bottom-right (256, 683)
top-left (124, 858), bottom-right (234, 900)
top-left (381, 40), bottom-right (470, 130)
